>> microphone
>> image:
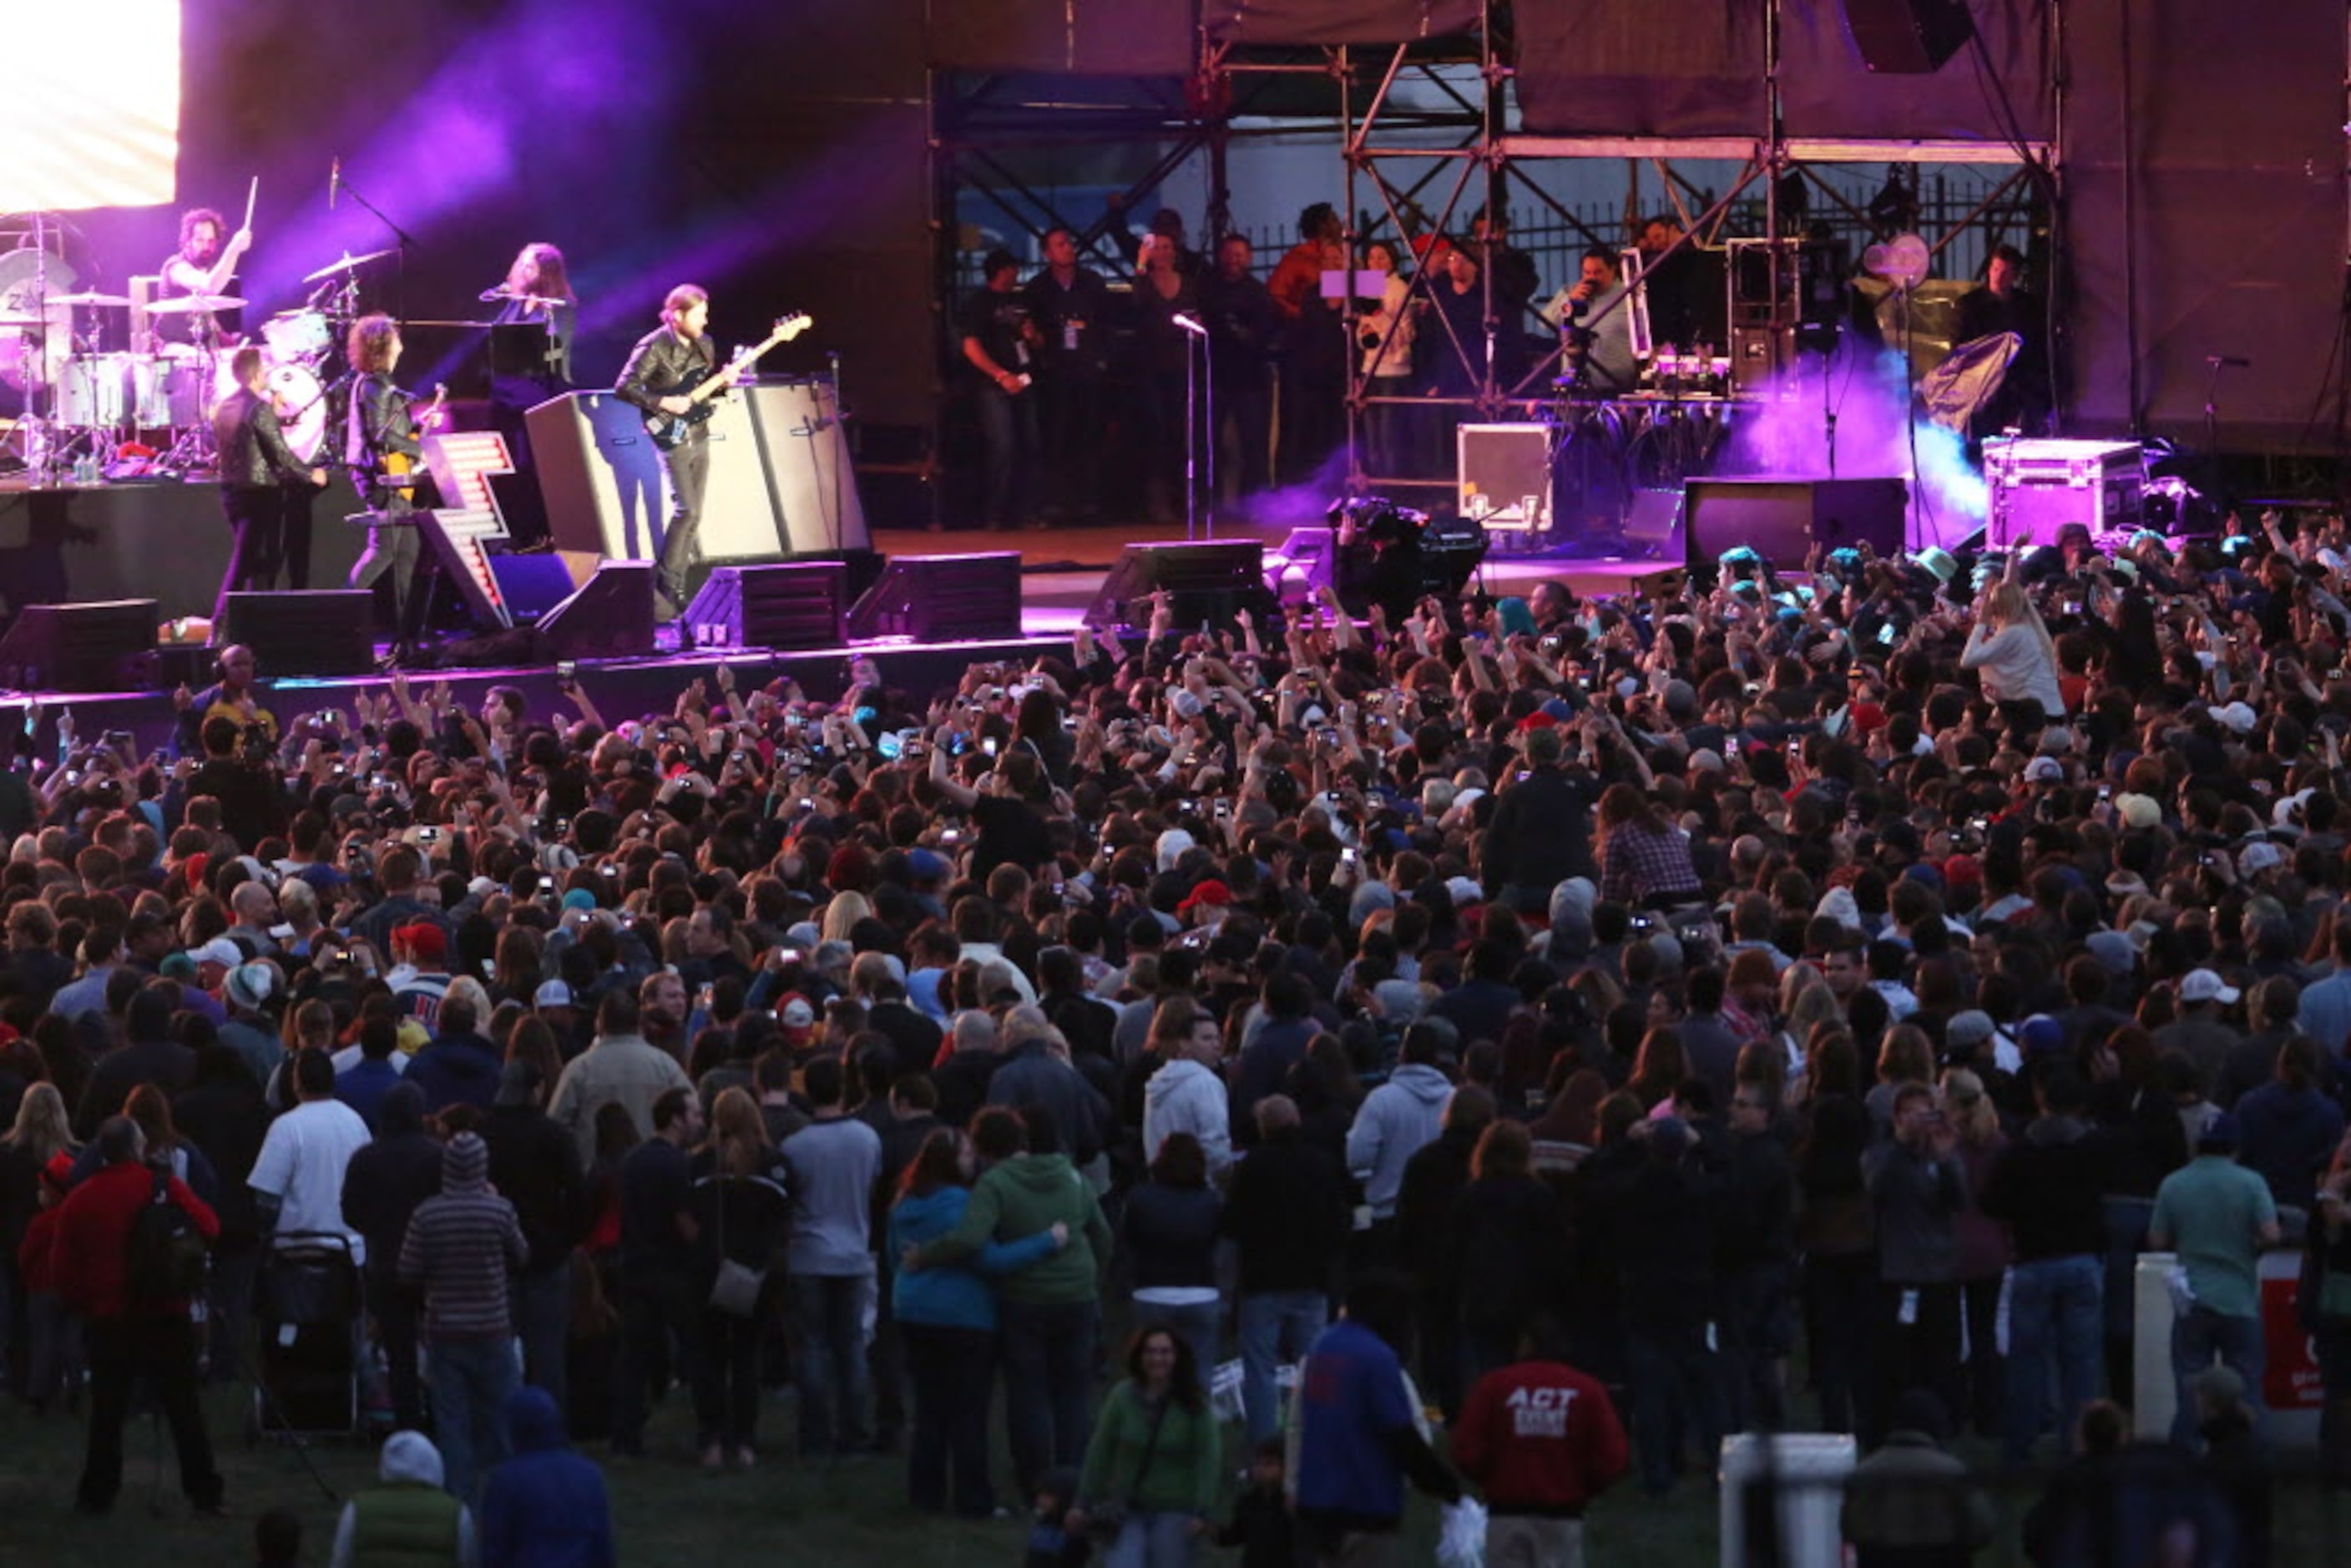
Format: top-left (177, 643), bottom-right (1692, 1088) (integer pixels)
top-left (478, 286), bottom-right (510, 303)
top-left (329, 157), bottom-right (339, 211)
top-left (1171, 312), bottom-right (1207, 337)
top-left (2208, 355), bottom-right (2251, 368)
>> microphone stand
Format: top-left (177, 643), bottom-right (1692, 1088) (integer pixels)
top-left (1185, 320), bottom-right (1199, 543)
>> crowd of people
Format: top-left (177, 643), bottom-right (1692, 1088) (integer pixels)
top-left (956, 203), bottom-right (1695, 531)
top-left (4, 504), bottom-right (2351, 1564)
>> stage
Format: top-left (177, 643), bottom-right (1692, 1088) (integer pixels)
top-left (0, 488), bottom-right (1663, 748)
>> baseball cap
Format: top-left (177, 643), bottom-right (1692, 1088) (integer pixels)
top-left (225, 963), bottom-right (276, 1012)
top-left (190, 936), bottom-right (243, 970)
top-left (533, 979), bottom-right (574, 1009)
top-left (779, 994), bottom-right (817, 1039)
top-left (393, 923), bottom-right (447, 962)
top-left (2180, 969), bottom-right (2241, 1006)
top-left (2197, 1112), bottom-right (2241, 1151)
top-left (1179, 879), bottom-right (1233, 915)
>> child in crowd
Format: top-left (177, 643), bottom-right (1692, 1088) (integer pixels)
top-left (1025, 1466), bottom-right (1090, 1568)
top-left (1217, 1436), bottom-right (1304, 1568)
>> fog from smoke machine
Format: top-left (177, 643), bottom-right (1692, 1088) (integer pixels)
top-left (1716, 344), bottom-right (1988, 553)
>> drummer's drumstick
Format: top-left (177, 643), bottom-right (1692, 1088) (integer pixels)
top-left (242, 177), bottom-right (258, 233)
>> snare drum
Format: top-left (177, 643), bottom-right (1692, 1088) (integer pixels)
top-left (56, 354), bottom-right (131, 427)
top-left (262, 309), bottom-right (332, 363)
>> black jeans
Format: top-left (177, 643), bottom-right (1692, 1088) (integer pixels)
top-left (367, 1270), bottom-right (425, 1432)
top-left (612, 1272), bottom-right (701, 1450)
top-left (657, 437), bottom-right (710, 600)
top-left (694, 1301), bottom-right (766, 1452)
top-left (902, 1322), bottom-right (998, 1515)
top-left (216, 485), bottom-right (286, 622)
top-left (81, 1315), bottom-right (221, 1512)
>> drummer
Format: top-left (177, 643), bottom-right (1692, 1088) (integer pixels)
top-left (158, 207), bottom-right (251, 349)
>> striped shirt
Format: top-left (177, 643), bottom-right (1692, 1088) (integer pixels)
top-left (398, 1176), bottom-right (527, 1340)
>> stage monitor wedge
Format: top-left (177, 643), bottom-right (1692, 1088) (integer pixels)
top-left (1086, 540), bottom-right (1271, 633)
top-left (1683, 477), bottom-right (1908, 569)
top-left (683, 563), bottom-right (849, 652)
top-left (847, 552), bottom-right (1022, 643)
top-left (0, 599), bottom-right (156, 693)
top-left (536, 563), bottom-right (656, 662)
top-left (222, 592), bottom-right (377, 678)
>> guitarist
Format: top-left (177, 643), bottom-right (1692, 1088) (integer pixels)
top-left (344, 313), bottom-right (443, 647)
top-left (615, 285), bottom-right (717, 615)
top-left (211, 344), bottom-right (326, 622)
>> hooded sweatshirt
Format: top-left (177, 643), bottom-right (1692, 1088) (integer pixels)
top-left (397, 1131), bottom-right (528, 1340)
top-left (1345, 1064), bottom-right (1454, 1220)
top-left (407, 1030), bottom-right (506, 1116)
top-left (1143, 1057), bottom-right (1233, 1180)
top-left (329, 1429), bottom-right (474, 1568)
top-left (479, 1386), bottom-right (615, 1568)
top-left (915, 1151), bottom-right (1113, 1306)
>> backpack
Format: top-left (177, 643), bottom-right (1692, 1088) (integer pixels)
top-left (124, 1166), bottom-right (209, 1308)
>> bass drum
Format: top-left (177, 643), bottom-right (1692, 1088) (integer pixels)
top-left (55, 354), bottom-right (131, 427)
top-left (210, 357), bottom-right (330, 462)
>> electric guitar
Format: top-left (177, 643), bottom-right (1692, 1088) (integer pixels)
top-left (643, 313), bottom-right (811, 449)
top-left (382, 384), bottom-right (449, 503)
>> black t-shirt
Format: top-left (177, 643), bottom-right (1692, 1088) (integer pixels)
top-left (618, 1137), bottom-right (695, 1275)
top-left (954, 287), bottom-right (1033, 386)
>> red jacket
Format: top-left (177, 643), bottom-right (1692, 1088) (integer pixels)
top-left (18, 1205), bottom-right (63, 1292)
top-left (49, 1159), bottom-right (219, 1320)
top-left (1452, 1360), bottom-right (1630, 1517)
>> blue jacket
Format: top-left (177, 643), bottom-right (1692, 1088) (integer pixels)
top-left (480, 1386), bottom-right (615, 1568)
top-left (1292, 1318), bottom-right (1418, 1525)
top-left (887, 1185), bottom-right (1059, 1332)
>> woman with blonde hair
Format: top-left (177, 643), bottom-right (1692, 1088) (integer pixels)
top-left (1962, 575), bottom-right (2065, 718)
top-left (1940, 1066), bottom-right (2011, 1439)
top-left (821, 891), bottom-right (873, 944)
top-left (688, 1086), bottom-right (790, 1469)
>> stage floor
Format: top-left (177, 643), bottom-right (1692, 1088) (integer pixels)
top-left (0, 511), bottom-right (1666, 749)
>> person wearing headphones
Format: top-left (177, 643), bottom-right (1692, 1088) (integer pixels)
top-left (172, 643), bottom-right (277, 757)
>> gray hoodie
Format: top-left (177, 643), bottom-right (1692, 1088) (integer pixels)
top-left (1142, 1057), bottom-right (1232, 1180)
top-left (1345, 1065), bottom-right (1454, 1219)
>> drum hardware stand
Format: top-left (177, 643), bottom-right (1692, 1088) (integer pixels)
top-left (4, 210), bottom-right (70, 486)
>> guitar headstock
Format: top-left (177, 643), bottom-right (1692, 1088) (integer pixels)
top-left (769, 312), bottom-right (812, 346)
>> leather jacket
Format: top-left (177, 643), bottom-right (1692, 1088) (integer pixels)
top-left (614, 326), bottom-right (715, 435)
top-left (345, 372), bottom-right (424, 510)
top-left (211, 387), bottom-right (311, 490)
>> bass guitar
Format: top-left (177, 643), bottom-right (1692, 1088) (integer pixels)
top-left (643, 313), bottom-right (811, 449)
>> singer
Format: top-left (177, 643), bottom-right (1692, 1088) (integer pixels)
top-left (1133, 231), bottom-right (1204, 527)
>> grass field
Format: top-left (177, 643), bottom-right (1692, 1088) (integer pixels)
top-left (8, 1373), bottom-right (2351, 1565)
top-left (0, 1375), bottom-right (1717, 1568)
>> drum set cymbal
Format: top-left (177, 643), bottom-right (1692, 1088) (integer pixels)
top-left (49, 291), bottom-right (134, 308)
top-left (302, 246), bottom-right (398, 285)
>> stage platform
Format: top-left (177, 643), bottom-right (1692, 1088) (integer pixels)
top-left (0, 496), bottom-right (1664, 751)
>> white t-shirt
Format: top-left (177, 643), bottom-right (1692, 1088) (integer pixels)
top-left (249, 1098), bottom-right (375, 1265)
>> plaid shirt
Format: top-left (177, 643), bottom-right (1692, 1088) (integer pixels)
top-left (1600, 822), bottom-right (1701, 905)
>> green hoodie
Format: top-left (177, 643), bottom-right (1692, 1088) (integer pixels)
top-left (916, 1151), bottom-right (1110, 1305)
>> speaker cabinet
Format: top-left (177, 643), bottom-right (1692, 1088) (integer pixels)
top-left (525, 377), bottom-right (869, 571)
top-left (847, 552), bottom-right (1022, 643)
top-left (0, 599), bottom-right (156, 692)
top-left (682, 563), bottom-right (849, 651)
top-left (537, 563), bottom-right (655, 660)
top-left (222, 592), bottom-right (377, 677)
top-left (485, 554), bottom-right (584, 625)
top-left (1683, 478), bottom-right (1909, 568)
top-left (1086, 541), bottom-right (1271, 633)
top-left (1842, 0), bottom-right (1972, 73)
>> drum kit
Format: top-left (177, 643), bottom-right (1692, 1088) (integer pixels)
top-left (1, 216), bottom-right (397, 485)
